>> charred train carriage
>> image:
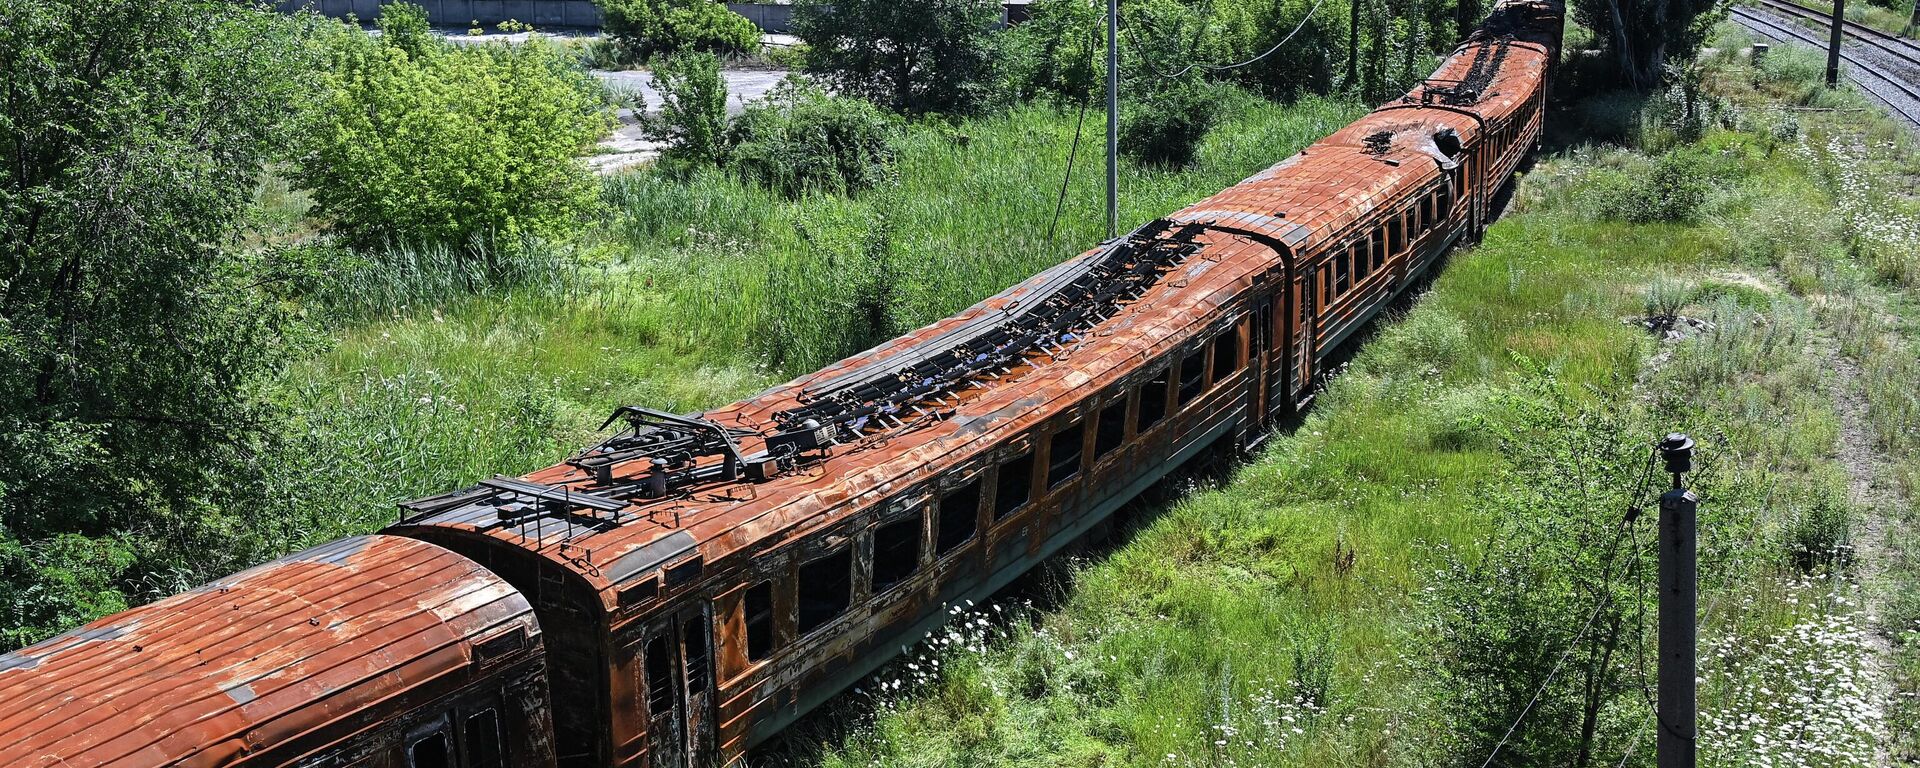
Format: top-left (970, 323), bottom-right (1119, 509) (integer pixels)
top-left (0, 3), bottom-right (1560, 766)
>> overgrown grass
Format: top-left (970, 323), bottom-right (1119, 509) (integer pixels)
top-left (259, 90), bottom-right (1364, 553)
top-left (797, 26), bottom-right (1916, 768)
top-left (611, 92), bottom-right (1363, 374)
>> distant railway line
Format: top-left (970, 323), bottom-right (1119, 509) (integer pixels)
top-left (1731, 0), bottom-right (1920, 127)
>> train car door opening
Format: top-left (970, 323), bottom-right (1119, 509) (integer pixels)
top-left (642, 607), bottom-right (716, 767)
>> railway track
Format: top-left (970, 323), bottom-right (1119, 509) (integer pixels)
top-left (1730, 0), bottom-right (1920, 127)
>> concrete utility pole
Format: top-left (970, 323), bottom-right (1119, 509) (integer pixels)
top-left (1657, 433), bottom-right (1698, 768)
top-left (1106, 0), bottom-right (1119, 240)
top-left (1827, 0), bottom-right (1846, 88)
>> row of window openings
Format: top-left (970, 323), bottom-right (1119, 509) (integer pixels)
top-left (408, 708), bottom-right (502, 768)
top-left (1323, 186), bottom-right (1452, 301)
top-left (737, 331), bottom-right (1246, 664)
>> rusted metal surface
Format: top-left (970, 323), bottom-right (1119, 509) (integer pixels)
top-left (380, 3), bottom-right (1562, 766)
top-left (0, 3), bottom-right (1559, 766)
top-left (0, 535), bottom-right (554, 768)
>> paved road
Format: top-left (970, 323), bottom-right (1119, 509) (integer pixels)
top-left (595, 69), bottom-right (791, 114)
top-left (590, 69), bottom-right (791, 174)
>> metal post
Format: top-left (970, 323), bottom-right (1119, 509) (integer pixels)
top-left (1106, 0), bottom-right (1119, 240)
top-left (1657, 433), bottom-right (1697, 768)
top-left (1827, 0), bottom-right (1846, 88)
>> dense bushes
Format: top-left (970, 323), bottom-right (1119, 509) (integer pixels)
top-left (1006, 0), bottom-right (1105, 104)
top-left (1121, 79), bottom-right (1223, 166)
top-left (795, 0), bottom-right (1005, 117)
top-left (0, 0), bottom-right (322, 645)
top-left (647, 52), bottom-right (731, 170)
top-left (599, 0), bottom-right (761, 61)
top-left (295, 7), bottom-right (614, 250)
top-left (728, 79), bottom-right (900, 196)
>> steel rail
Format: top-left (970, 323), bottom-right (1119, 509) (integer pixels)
top-left (1730, 4), bottom-right (1920, 127)
top-left (1748, 0), bottom-right (1920, 61)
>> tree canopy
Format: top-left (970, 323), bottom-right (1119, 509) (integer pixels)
top-left (0, 0), bottom-right (318, 645)
top-left (794, 0), bottom-right (1006, 117)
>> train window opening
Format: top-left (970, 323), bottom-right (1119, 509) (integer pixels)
top-left (1094, 400), bottom-right (1127, 459)
top-left (1423, 193), bottom-right (1437, 227)
top-left (1403, 210), bottom-right (1418, 246)
top-left (645, 635), bottom-right (674, 716)
top-left (871, 515), bottom-right (922, 592)
top-left (682, 615), bottom-right (709, 694)
top-left (408, 729), bottom-right (451, 768)
top-left (1210, 331), bottom-right (1237, 381)
top-left (994, 453), bottom-right (1033, 519)
top-left (936, 481), bottom-right (980, 554)
top-left (1388, 219), bottom-right (1404, 254)
top-left (1177, 351), bottom-right (1206, 406)
top-left (1047, 422), bottom-right (1084, 488)
top-left (744, 582), bottom-right (775, 662)
top-left (797, 548), bottom-right (853, 634)
top-left (465, 709), bottom-right (503, 768)
top-left (1137, 371), bottom-right (1169, 431)
top-left (1350, 244), bottom-right (1366, 282)
top-left (1371, 233), bottom-right (1387, 269)
top-left (1333, 253), bottom-right (1351, 295)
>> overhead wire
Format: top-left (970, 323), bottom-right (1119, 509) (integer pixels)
top-left (1477, 436), bottom-right (1667, 768)
top-left (1122, 0), bottom-right (1335, 82)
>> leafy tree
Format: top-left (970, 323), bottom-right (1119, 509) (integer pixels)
top-left (1571, 0), bottom-right (1724, 90)
top-left (1424, 375), bottom-right (1653, 767)
top-left (646, 51), bottom-right (731, 171)
top-left (1120, 78), bottom-right (1222, 167)
top-left (0, 0), bottom-right (319, 646)
top-left (1006, 0), bottom-right (1105, 105)
top-left (1228, 0), bottom-right (1343, 101)
top-left (793, 0), bottom-right (1005, 117)
top-left (726, 77), bottom-right (899, 197)
top-left (295, 7), bottom-right (615, 251)
top-left (376, 0), bottom-right (434, 58)
top-left (599, 0), bottom-right (761, 62)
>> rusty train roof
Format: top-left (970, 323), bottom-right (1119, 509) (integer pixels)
top-left (0, 535), bottom-right (537, 768)
top-left (385, 0), bottom-right (1558, 601)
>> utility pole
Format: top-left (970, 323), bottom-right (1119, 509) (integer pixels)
top-left (1826, 0), bottom-right (1846, 88)
top-left (1657, 433), bottom-right (1698, 768)
top-left (1106, 0), bottom-right (1119, 240)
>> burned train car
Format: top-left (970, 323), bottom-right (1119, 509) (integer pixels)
top-left (386, 2), bottom-right (1561, 765)
top-left (0, 1), bottom-right (1559, 766)
top-left (0, 536), bottom-right (552, 768)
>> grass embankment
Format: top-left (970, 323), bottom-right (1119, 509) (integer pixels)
top-left (1764, 0), bottom-right (1918, 37)
top-left (264, 93), bottom-right (1364, 553)
top-left (796, 33), bottom-right (1920, 768)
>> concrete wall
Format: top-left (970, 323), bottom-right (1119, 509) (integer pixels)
top-left (277, 0), bottom-right (605, 28)
top-left (279, 1), bottom-right (1019, 33)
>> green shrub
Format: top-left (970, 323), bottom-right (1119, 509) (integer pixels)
top-left (1595, 150), bottom-right (1709, 224)
top-left (1120, 79), bottom-right (1222, 167)
top-left (646, 51), bottom-right (731, 171)
top-left (599, 0), bottom-right (761, 62)
top-left (794, 0), bottom-right (1004, 117)
top-left (726, 78), bottom-right (899, 197)
top-left (375, 0), bottom-right (434, 58)
top-left (296, 10), bottom-right (615, 249)
top-left (1005, 0), bottom-right (1104, 105)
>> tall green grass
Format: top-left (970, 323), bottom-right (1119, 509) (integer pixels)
top-left (804, 34), bottom-right (1913, 767)
top-left (261, 91), bottom-right (1363, 551)
top-left (609, 92), bottom-right (1363, 374)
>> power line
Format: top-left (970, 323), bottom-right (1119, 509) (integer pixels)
top-left (1045, 97), bottom-right (1093, 249)
top-left (1477, 512), bottom-right (1638, 767)
top-left (1478, 590), bottom-right (1616, 768)
top-left (1124, 0), bottom-right (1334, 82)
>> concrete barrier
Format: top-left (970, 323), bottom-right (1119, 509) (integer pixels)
top-left (278, 1), bottom-right (1020, 33)
top-left (277, 0), bottom-right (605, 29)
